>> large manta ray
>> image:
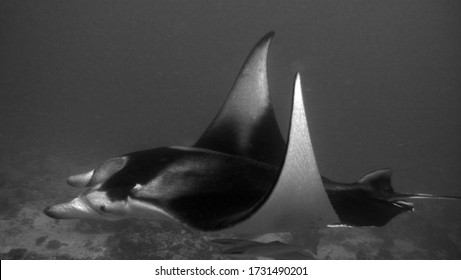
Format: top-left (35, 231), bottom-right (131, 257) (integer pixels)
top-left (44, 32), bottom-right (461, 234)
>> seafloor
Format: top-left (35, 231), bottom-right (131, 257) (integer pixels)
top-left (1, 150), bottom-right (460, 260)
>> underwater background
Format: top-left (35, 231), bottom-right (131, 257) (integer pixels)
top-left (1, 0), bottom-right (460, 259)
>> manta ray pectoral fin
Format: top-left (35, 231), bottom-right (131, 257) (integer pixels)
top-left (218, 73), bottom-right (339, 234)
top-left (194, 32), bottom-right (285, 166)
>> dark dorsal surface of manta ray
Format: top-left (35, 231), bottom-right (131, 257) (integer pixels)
top-left (44, 32), bottom-right (461, 234)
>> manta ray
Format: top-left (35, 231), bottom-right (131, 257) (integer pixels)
top-left (44, 32), bottom-right (461, 234)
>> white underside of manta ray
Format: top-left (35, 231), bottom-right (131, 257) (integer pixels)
top-left (44, 32), bottom-right (461, 234)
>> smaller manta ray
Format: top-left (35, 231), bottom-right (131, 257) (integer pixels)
top-left (44, 32), bottom-right (461, 235)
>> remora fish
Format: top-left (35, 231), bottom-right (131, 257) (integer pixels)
top-left (44, 32), bottom-right (461, 234)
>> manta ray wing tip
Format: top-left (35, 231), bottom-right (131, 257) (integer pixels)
top-left (262, 31), bottom-right (275, 40)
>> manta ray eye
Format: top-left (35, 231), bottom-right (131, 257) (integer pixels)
top-left (100, 205), bottom-right (106, 212)
top-left (132, 184), bottom-right (142, 191)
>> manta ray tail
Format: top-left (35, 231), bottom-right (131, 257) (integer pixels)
top-left (358, 169), bottom-right (461, 201)
top-left (392, 193), bottom-right (461, 200)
